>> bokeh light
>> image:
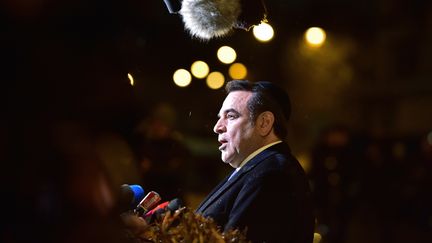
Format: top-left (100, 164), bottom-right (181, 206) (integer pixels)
top-left (229, 63), bottom-right (247, 79)
top-left (296, 153), bottom-right (311, 173)
top-left (217, 46), bottom-right (237, 64)
top-left (305, 27), bottom-right (326, 47)
top-left (191, 60), bottom-right (209, 79)
top-left (206, 71), bottom-right (225, 89)
top-left (173, 69), bottom-right (192, 87)
top-left (328, 172), bottom-right (340, 186)
top-left (127, 73), bottom-right (134, 86)
top-left (427, 131), bottom-right (432, 145)
top-left (253, 22), bottom-right (274, 42)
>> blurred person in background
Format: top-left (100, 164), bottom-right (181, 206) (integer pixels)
top-left (2, 119), bottom-right (136, 243)
top-left (132, 102), bottom-right (192, 201)
top-left (309, 125), bottom-right (365, 243)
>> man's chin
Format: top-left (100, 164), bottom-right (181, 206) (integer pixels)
top-left (228, 162), bottom-right (239, 168)
top-left (221, 155), bottom-right (232, 165)
top-left (225, 158), bottom-right (240, 168)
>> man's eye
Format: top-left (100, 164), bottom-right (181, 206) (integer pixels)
top-left (227, 114), bottom-right (237, 119)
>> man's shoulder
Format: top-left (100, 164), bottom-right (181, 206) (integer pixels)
top-left (247, 144), bottom-right (307, 180)
top-left (257, 142), bottom-right (296, 166)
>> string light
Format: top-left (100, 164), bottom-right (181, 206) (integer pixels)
top-left (217, 46), bottom-right (237, 64)
top-left (173, 69), bottom-right (192, 87)
top-left (253, 22), bottom-right (274, 42)
top-left (305, 27), bottom-right (326, 47)
top-left (128, 73), bottom-right (134, 86)
top-left (206, 71), bottom-right (225, 89)
top-left (229, 63), bottom-right (247, 79)
top-left (191, 61), bottom-right (210, 79)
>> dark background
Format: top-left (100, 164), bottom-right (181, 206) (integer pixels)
top-left (2, 0), bottom-right (431, 242)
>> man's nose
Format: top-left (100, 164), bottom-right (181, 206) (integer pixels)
top-left (213, 118), bottom-right (226, 134)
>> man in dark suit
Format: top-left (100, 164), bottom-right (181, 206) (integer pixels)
top-left (196, 80), bottom-right (315, 242)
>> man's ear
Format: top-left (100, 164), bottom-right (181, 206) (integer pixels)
top-left (257, 111), bottom-right (275, 136)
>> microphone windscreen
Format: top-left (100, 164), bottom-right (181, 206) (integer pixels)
top-left (119, 184), bottom-right (145, 212)
top-left (179, 0), bottom-right (241, 40)
top-left (128, 185), bottom-right (145, 205)
top-left (167, 198), bottom-right (183, 212)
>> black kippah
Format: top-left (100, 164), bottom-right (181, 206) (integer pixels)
top-left (255, 81), bottom-right (291, 121)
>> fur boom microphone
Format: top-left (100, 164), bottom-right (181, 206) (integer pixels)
top-left (163, 0), bottom-right (266, 40)
top-left (179, 0), bottom-right (241, 40)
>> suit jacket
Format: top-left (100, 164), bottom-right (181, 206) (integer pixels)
top-left (196, 142), bottom-right (314, 243)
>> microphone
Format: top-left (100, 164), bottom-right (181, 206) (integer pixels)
top-left (118, 184), bottom-right (145, 212)
top-left (166, 198), bottom-right (183, 212)
top-left (144, 201), bottom-right (169, 222)
top-left (163, 0), bottom-right (182, 14)
top-left (171, 0), bottom-right (266, 40)
top-left (134, 191), bottom-right (162, 216)
top-left (144, 198), bottom-right (183, 223)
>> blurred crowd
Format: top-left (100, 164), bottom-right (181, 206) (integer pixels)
top-left (308, 125), bottom-right (432, 243)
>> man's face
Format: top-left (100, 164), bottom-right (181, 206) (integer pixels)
top-left (214, 91), bottom-right (261, 168)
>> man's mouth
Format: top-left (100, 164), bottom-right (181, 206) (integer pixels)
top-left (218, 139), bottom-right (227, 150)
